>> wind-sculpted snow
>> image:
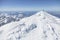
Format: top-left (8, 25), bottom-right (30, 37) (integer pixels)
top-left (0, 11), bottom-right (60, 40)
top-left (7, 24), bottom-right (37, 40)
top-left (25, 24), bottom-right (37, 33)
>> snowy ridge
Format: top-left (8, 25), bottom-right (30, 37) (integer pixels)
top-left (0, 11), bottom-right (60, 40)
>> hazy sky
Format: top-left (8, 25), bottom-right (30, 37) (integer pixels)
top-left (0, 0), bottom-right (60, 11)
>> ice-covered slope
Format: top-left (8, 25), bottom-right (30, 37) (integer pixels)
top-left (0, 11), bottom-right (60, 40)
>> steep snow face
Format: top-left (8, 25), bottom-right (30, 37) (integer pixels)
top-left (0, 11), bottom-right (60, 40)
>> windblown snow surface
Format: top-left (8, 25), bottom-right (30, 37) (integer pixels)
top-left (0, 11), bottom-right (60, 40)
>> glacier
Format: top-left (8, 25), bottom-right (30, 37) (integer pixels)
top-left (0, 13), bottom-right (24, 26)
top-left (0, 11), bottom-right (60, 40)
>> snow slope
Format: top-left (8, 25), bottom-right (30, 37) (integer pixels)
top-left (0, 11), bottom-right (60, 40)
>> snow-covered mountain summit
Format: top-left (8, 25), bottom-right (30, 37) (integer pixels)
top-left (0, 11), bottom-right (60, 40)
